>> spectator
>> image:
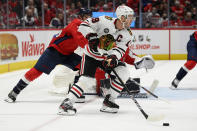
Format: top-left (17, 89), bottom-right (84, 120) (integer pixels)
top-left (3, 6), bottom-right (20, 28)
top-left (144, 3), bottom-right (152, 12)
top-left (49, 12), bottom-right (64, 28)
top-left (14, 0), bottom-right (24, 19)
top-left (68, 3), bottom-right (78, 16)
top-left (76, 1), bottom-right (82, 10)
top-left (147, 7), bottom-right (160, 19)
top-left (127, 0), bottom-right (139, 14)
top-left (144, 21), bottom-right (152, 28)
top-left (170, 12), bottom-right (181, 26)
top-left (25, 0), bottom-right (38, 18)
top-left (171, 0), bottom-right (184, 19)
top-left (161, 12), bottom-right (169, 27)
top-left (21, 8), bottom-right (37, 27)
top-left (99, 4), bottom-right (109, 12)
top-left (107, 2), bottom-right (113, 12)
top-left (43, 2), bottom-right (52, 26)
top-left (191, 7), bottom-right (197, 20)
top-left (181, 12), bottom-right (196, 26)
top-left (0, 8), bottom-right (5, 29)
top-left (35, 12), bottom-right (42, 27)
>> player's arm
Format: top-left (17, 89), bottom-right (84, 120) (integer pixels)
top-left (78, 18), bottom-right (101, 50)
top-left (125, 45), bottom-right (155, 69)
top-left (64, 19), bottom-right (88, 48)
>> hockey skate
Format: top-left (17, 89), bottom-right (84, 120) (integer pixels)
top-left (58, 98), bottom-right (77, 115)
top-left (100, 94), bottom-right (119, 113)
top-left (170, 78), bottom-right (180, 90)
top-left (4, 90), bottom-right (18, 103)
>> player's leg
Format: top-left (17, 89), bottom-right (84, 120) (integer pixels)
top-left (58, 55), bottom-right (98, 115)
top-left (170, 60), bottom-right (196, 89)
top-left (5, 48), bottom-right (60, 102)
top-left (170, 39), bottom-right (197, 89)
top-left (100, 63), bottom-right (130, 113)
top-left (5, 67), bottom-right (43, 103)
top-left (59, 52), bottom-right (86, 103)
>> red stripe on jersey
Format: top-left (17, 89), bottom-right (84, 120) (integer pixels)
top-left (112, 81), bottom-right (123, 91)
top-left (72, 87), bottom-right (82, 96)
top-left (86, 45), bottom-right (105, 59)
top-left (83, 21), bottom-right (90, 25)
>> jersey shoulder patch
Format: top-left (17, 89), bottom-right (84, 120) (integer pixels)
top-left (105, 16), bottom-right (113, 20)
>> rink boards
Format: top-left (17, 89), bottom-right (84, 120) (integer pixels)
top-left (0, 29), bottom-right (196, 73)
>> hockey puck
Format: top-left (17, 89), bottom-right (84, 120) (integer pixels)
top-left (163, 123), bottom-right (169, 126)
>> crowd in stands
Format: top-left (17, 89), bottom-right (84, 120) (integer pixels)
top-left (0, 0), bottom-right (196, 29)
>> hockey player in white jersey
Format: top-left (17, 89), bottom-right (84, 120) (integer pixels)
top-left (58, 5), bottom-right (155, 115)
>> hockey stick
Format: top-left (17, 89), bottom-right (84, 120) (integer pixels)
top-left (112, 69), bottom-right (164, 121)
top-left (130, 79), bottom-right (170, 104)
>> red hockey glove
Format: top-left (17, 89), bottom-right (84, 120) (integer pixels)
top-left (102, 55), bottom-right (118, 70)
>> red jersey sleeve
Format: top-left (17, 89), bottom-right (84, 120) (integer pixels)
top-left (65, 19), bottom-right (88, 48)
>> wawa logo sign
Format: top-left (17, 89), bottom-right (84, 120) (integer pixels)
top-left (22, 34), bottom-right (46, 57)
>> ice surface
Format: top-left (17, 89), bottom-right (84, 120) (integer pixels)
top-left (0, 60), bottom-right (197, 131)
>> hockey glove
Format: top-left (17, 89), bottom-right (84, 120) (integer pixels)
top-left (134, 55), bottom-right (155, 69)
top-left (86, 33), bottom-right (99, 50)
top-left (102, 55), bottom-right (118, 70)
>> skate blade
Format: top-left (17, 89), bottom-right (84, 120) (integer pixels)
top-left (4, 98), bottom-right (15, 103)
top-left (169, 86), bottom-right (177, 90)
top-left (100, 106), bottom-right (118, 113)
top-left (57, 108), bottom-right (76, 116)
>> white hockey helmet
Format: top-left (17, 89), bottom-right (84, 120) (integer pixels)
top-left (116, 5), bottom-right (134, 19)
top-left (116, 5), bottom-right (135, 28)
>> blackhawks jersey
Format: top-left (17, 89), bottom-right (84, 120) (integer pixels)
top-left (78, 15), bottom-right (135, 61)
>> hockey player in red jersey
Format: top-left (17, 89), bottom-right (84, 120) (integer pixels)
top-left (58, 5), bottom-right (155, 115)
top-left (4, 8), bottom-right (92, 103)
top-left (170, 31), bottom-right (197, 89)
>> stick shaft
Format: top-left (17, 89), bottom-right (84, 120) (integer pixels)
top-left (112, 69), bottom-right (148, 119)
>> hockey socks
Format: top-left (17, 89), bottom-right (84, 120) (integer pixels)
top-left (12, 68), bottom-right (42, 94)
top-left (13, 79), bottom-right (29, 94)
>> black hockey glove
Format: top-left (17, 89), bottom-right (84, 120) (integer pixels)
top-left (86, 33), bottom-right (99, 50)
top-left (102, 55), bottom-right (118, 71)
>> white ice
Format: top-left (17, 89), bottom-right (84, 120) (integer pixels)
top-left (0, 60), bottom-right (197, 131)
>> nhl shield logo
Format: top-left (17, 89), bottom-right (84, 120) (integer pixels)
top-left (139, 35), bottom-right (144, 42)
top-left (104, 28), bottom-right (109, 33)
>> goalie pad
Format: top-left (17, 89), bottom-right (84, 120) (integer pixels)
top-left (134, 55), bottom-right (155, 69)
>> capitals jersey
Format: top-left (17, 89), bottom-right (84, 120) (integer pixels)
top-left (78, 15), bottom-right (136, 61)
top-left (48, 19), bottom-right (88, 55)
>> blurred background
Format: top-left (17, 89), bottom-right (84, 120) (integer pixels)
top-left (0, 0), bottom-right (197, 29)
